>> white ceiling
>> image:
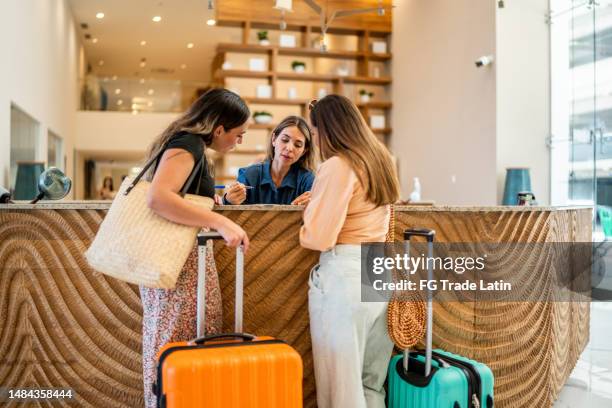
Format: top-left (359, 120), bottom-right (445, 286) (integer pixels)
top-left (68, 0), bottom-right (241, 82)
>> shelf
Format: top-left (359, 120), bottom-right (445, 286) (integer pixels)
top-left (215, 20), bottom-right (392, 36)
top-left (227, 149), bottom-right (267, 155)
top-left (218, 43), bottom-right (387, 60)
top-left (243, 97), bottom-right (310, 106)
top-left (367, 52), bottom-right (393, 61)
top-left (215, 175), bottom-right (237, 181)
top-left (250, 121), bottom-right (389, 134)
top-left (249, 123), bottom-right (276, 130)
top-left (276, 72), bottom-right (338, 82)
top-left (356, 101), bottom-right (392, 109)
top-left (217, 69), bottom-right (390, 85)
top-left (372, 128), bottom-right (393, 135)
top-left (215, 69), bottom-right (273, 79)
top-left (344, 76), bottom-right (392, 85)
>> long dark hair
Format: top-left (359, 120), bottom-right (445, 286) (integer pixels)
top-left (144, 88), bottom-right (249, 179)
top-left (266, 116), bottom-right (316, 172)
top-left (309, 94), bottom-right (400, 206)
top-left (102, 176), bottom-right (114, 191)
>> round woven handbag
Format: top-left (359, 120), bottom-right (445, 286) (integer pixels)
top-left (385, 206), bottom-right (427, 349)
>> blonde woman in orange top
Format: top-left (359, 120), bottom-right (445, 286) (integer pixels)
top-left (300, 95), bottom-right (400, 408)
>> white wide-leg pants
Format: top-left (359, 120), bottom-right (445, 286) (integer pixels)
top-left (308, 245), bottom-right (393, 408)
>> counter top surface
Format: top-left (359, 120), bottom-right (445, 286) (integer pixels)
top-left (0, 201), bottom-right (594, 212)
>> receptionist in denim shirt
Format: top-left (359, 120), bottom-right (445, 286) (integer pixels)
top-left (224, 116), bottom-right (316, 205)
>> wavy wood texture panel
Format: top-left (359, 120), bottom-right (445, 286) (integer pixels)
top-left (0, 207), bottom-right (591, 407)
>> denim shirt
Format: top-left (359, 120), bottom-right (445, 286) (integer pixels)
top-left (224, 160), bottom-right (315, 205)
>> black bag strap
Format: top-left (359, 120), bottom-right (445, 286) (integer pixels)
top-left (124, 140), bottom-right (205, 197)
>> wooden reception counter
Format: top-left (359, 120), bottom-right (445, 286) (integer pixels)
top-left (0, 203), bottom-right (591, 407)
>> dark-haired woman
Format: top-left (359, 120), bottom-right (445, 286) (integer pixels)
top-left (140, 88), bottom-right (250, 408)
top-left (224, 115), bottom-right (315, 205)
top-left (99, 176), bottom-right (115, 199)
top-left (301, 95), bottom-right (400, 408)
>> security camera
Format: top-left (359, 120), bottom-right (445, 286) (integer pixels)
top-left (475, 55), bottom-right (494, 68)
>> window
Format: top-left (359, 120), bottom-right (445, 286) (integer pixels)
top-left (47, 130), bottom-right (64, 170)
top-left (10, 104), bottom-right (40, 191)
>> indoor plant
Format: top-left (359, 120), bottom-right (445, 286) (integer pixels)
top-left (291, 61), bottom-right (306, 73)
top-left (359, 89), bottom-right (374, 103)
top-left (257, 31), bottom-right (270, 46)
top-left (253, 111), bottom-right (273, 124)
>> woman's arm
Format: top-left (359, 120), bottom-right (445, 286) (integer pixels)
top-left (299, 157), bottom-right (355, 251)
top-left (147, 148), bottom-right (249, 251)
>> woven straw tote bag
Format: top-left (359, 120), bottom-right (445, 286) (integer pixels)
top-left (86, 147), bottom-right (214, 289)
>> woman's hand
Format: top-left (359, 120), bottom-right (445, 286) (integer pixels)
top-left (225, 182), bottom-right (247, 205)
top-left (215, 217), bottom-right (250, 253)
top-left (214, 194), bottom-right (222, 205)
top-left (291, 191), bottom-right (311, 206)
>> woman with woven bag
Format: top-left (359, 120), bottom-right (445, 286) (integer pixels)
top-left (300, 95), bottom-right (400, 408)
top-left (139, 88), bottom-right (250, 408)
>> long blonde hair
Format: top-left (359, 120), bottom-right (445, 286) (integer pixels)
top-left (309, 95), bottom-right (400, 206)
top-left (265, 116), bottom-right (316, 172)
top-left (144, 88), bottom-right (249, 180)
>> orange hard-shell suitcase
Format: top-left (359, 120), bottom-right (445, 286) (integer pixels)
top-left (153, 232), bottom-right (303, 408)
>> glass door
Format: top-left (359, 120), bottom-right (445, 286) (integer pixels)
top-left (594, 1), bottom-right (612, 208)
top-left (551, 0), bottom-right (597, 207)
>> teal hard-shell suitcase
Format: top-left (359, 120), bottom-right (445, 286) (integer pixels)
top-left (387, 229), bottom-right (494, 408)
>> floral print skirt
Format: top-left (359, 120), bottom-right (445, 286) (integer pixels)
top-left (139, 242), bottom-right (222, 408)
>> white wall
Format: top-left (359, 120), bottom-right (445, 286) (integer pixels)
top-left (75, 111), bottom-right (178, 152)
top-left (392, 0), bottom-right (498, 205)
top-left (0, 0), bottom-right (81, 195)
top-left (496, 0), bottom-right (551, 205)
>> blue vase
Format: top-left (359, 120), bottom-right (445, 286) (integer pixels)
top-left (14, 161), bottom-right (45, 200)
top-left (502, 168), bottom-right (532, 205)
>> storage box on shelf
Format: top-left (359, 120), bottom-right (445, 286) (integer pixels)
top-left (211, 20), bottom-right (392, 184)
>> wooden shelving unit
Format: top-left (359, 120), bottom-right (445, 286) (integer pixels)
top-left (211, 19), bottom-right (392, 183)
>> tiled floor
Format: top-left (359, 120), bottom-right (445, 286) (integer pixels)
top-left (553, 302), bottom-right (612, 407)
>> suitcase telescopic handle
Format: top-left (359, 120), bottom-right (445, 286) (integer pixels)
top-left (402, 228), bottom-right (435, 377)
top-left (196, 231), bottom-right (246, 338)
top-left (404, 228), bottom-right (435, 242)
top-left (191, 333), bottom-right (255, 345)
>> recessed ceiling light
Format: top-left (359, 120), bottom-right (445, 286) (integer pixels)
top-left (148, 101), bottom-right (154, 107)
top-left (131, 103), bottom-right (138, 109)
top-left (115, 89), bottom-right (121, 95)
top-left (140, 61), bottom-right (147, 68)
top-left (98, 60), bottom-right (104, 66)
top-left (148, 89), bottom-right (155, 95)
top-left (152, 16), bottom-right (162, 22)
top-left (139, 78), bottom-right (145, 84)
top-left (180, 64), bottom-right (187, 69)
top-left (117, 99), bottom-right (123, 105)
top-left (206, 19), bottom-right (216, 26)
top-left (112, 75), bottom-right (118, 80)
top-left (187, 43), bottom-right (194, 49)
top-left (96, 12), bottom-right (105, 19)
top-left (140, 40), bottom-right (147, 46)
top-left (92, 38), bottom-right (98, 44)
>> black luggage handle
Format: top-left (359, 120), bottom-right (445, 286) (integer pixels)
top-left (191, 333), bottom-right (255, 345)
top-left (198, 231), bottom-right (223, 245)
top-left (404, 228), bottom-right (435, 242)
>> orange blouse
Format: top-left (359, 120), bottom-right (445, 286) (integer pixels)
top-left (299, 156), bottom-right (390, 252)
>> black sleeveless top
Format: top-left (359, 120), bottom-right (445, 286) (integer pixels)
top-left (154, 131), bottom-right (215, 198)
